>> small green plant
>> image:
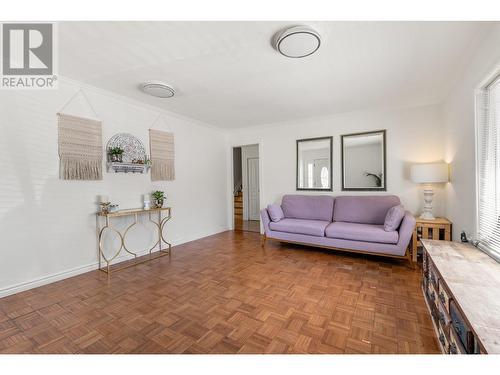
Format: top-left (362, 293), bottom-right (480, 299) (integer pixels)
top-left (152, 190), bottom-right (165, 208)
top-left (152, 191), bottom-right (165, 200)
top-left (109, 147), bottom-right (124, 155)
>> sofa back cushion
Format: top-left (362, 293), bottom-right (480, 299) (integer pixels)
top-left (281, 195), bottom-right (335, 222)
top-left (333, 195), bottom-right (401, 225)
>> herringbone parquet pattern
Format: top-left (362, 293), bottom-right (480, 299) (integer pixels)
top-left (0, 231), bottom-right (439, 354)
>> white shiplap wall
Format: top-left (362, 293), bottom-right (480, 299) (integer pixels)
top-left (0, 77), bottom-right (229, 297)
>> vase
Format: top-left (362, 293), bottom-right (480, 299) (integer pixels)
top-left (155, 199), bottom-right (164, 208)
top-left (111, 154), bottom-right (122, 162)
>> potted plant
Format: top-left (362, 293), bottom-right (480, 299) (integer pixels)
top-left (152, 190), bottom-right (165, 208)
top-left (364, 172), bottom-right (383, 187)
top-left (109, 147), bottom-right (124, 162)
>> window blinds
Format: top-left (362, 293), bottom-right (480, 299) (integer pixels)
top-left (476, 76), bottom-right (500, 261)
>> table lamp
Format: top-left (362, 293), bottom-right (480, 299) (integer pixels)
top-left (411, 162), bottom-right (449, 220)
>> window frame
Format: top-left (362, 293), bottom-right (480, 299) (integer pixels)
top-left (475, 68), bottom-right (500, 263)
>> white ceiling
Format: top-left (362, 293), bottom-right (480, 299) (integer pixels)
top-left (59, 21), bottom-right (493, 129)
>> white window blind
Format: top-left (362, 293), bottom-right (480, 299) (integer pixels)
top-left (476, 75), bottom-right (500, 262)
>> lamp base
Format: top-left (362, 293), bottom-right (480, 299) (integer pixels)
top-left (419, 212), bottom-right (436, 220)
top-left (419, 185), bottom-right (435, 220)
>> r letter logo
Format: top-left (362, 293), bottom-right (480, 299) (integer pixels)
top-left (1, 23), bottom-right (57, 89)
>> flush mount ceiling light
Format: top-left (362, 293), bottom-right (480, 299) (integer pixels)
top-left (140, 81), bottom-right (175, 98)
top-left (274, 26), bottom-right (321, 58)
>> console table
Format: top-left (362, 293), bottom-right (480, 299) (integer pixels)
top-left (422, 239), bottom-right (500, 354)
top-left (96, 207), bottom-right (171, 275)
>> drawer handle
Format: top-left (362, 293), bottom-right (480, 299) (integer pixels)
top-left (439, 292), bottom-right (446, 304)
top-left (454, 322), bottom-right (462, 335)
top-left (430, 291), bottom-right (436, 301)
top-left (439, 312), bottom-right (446, 325)
top-left (439, 333), bottom-right (445, 346)
top-left (450, 343), bottom-right (457, 354)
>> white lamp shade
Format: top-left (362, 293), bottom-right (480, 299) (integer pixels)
top-left (411, 163), bottom-right (449, 184)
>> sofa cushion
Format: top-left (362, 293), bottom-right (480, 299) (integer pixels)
top-left (269, 218), bottom-right (330, 237)
top-left (281, 195), bottom-right (335, 221)
top-left (384, 205), bottom-right (405, 231)
top-left (267, 204), bottom-right (284, 222)
top-left (333, 195), bottom-right (401, 225)
top-left (325, 221), bottom-right (399, 244)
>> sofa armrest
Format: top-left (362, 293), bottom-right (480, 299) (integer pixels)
top-left (260, 208), bottom-right (271, 235)
top-left (397, 211), bottom-right (416, 250)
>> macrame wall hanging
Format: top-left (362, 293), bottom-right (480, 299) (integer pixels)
top-left (149, 115), bottom-right (175, 181)
top-left (57, 89), bottom-right (103, 180)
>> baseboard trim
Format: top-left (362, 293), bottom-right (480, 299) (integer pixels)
top-left (0, 263), bottom-right (99, 299)
top-left (0, 226), bottom-right (229, 299)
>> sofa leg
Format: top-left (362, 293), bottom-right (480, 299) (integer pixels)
top-left (261, 233), bottom-right (267, 248)
top-left (406, 247), bottom-right (416, 270)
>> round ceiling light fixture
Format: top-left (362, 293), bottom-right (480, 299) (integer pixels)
top-left (140, 81), bottom-right (175, 98)
top-left (274, 26), bottom-right (321, 58)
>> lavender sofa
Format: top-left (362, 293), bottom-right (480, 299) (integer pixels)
top-left (260, 195), bottom-right (416, 260)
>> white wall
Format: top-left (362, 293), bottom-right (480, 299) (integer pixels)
top-left (0, 77), bottom-right (228, 297)
top-left (227, 103), bottom-right (446, 229)
top-left (443, 25), bottom-right (500, 241)
top-left (240, 144), bottom-right (259, 220)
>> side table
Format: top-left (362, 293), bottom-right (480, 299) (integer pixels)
top-left (412, 217), bottom-right (452, 262)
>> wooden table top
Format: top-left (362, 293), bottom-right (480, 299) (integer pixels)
top-left (97, 207), bottom-right (171, 217)
top-left (416, 217), bottom-right (451, 225)
top-left (422, 239), bottom-right (500, 353)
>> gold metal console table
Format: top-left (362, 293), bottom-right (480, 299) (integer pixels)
top-left (96, 207), bottom-right (171, 275)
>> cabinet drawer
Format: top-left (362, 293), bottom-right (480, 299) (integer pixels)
top-left (449, 326), bottom-right (466, 354)
top-left (438, 322), bottom-right (449, 353)
top-left (438, 280), bottom-right (451, 313)
top-left (427, 283), bottom-right (437, 306)
top-left (438, 302), bottom-right (451, 327)
top-left (450, 300), bottom-right (472, 352)
top-left (428, 263), bottom-right (438, 288)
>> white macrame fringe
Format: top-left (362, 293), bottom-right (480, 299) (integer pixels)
top-left (60, 157), bottom-right (102, 180)
top-left (151, 159), bottom-right (174, 181)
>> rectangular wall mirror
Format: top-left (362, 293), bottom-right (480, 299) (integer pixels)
top-left (341, 130), bottom-right (386, 191)
top-left (296, 136), bottom-right (333, 191)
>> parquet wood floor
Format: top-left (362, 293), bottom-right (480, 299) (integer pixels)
top-left (0, 231), bottom-right (439, 354)
top-left (234, 219), bottom-right (261, 233)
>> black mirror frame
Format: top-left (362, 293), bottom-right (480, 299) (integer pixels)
top-left (296, 136), bottom-right (333, 191)
top-left (341, 129), bottom-right (387, 192)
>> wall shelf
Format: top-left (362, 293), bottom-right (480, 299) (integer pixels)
top-left (106, 133), bottom-right (149, 174)
top-left (107, 162), bottom-right (150, 174)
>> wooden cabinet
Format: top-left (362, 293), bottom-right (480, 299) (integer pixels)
top-left (422, 240), bottom-right (500, 354)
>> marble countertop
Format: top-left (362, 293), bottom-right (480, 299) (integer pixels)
top-left (422, 239), bottom-right (500, 354)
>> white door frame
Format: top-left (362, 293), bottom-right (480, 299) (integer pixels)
top-left (227, 142), bottom-right (263, 232)
top-left (247, 157), bottom-right (260, 221)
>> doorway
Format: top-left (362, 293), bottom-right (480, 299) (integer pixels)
top-left (232, 144), bottom-right (260, 233)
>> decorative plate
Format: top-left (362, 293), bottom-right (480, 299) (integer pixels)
top-left (106, 133), bottom-right (147, 163)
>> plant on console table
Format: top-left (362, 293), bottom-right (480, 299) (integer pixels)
top-left (108, 146), bottom-right (124, 162)
top-left (152, 190), bottom-right (165, 208)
